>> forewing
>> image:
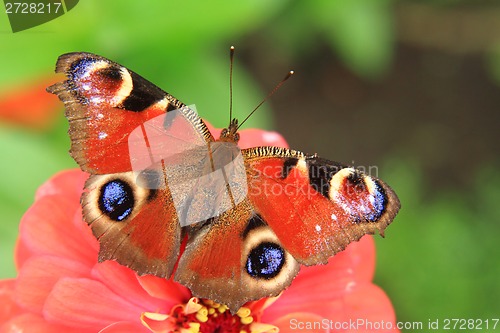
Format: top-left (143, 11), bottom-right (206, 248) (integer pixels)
top-left (47, 52), bottom-right (213, 174)
top-left (243, 147), bottom-right (400, 266)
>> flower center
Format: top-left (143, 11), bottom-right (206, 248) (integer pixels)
top-left (179, 299), bottom-right (253, 333)
top-left (141, 297), bottom-right (277, 333)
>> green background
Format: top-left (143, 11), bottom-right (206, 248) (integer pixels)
top-left (1, 1), bottom-right (499, 332)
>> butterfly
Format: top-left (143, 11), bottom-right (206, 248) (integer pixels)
top-left (47, 52), bottom-right (400, 313)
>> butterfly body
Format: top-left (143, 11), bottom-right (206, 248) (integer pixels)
top-left (48, 52), bottom-right (400, 313)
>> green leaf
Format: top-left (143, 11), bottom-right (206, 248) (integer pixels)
top-left (0, 0), bottom-right (289, 85)
top-left (312, 0), bottom-right (394, 78)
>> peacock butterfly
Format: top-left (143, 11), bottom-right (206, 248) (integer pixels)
top-left (47, 52), bottom-right (400, 313)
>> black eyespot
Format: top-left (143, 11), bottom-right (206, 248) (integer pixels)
top-left (246, 242), bottom-right (285, 279)
top-left (346, 171), bottom-right (366, 192)
top-left (98, 179), bottom-right (134, 221)
top-left (97, 66), bottom-right (122, 81)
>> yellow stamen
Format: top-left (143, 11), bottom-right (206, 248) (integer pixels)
top-left (236, 307), bottom-right (251, 318)
top-left (189, 322), bottom-right (201, 332)
top-left (180, 322), bottom-right (201, 333)
top-left (241, 316), bottom-right (254, 325)
top-left (195, 311), bottom-right (208, 323)
top-left (195, 305), bottom-right (208, 322)
top-left (198, 306), bottom-right (208, 317)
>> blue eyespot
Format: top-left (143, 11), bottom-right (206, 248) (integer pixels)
top-left (246, 242), bottom-right (285, 279)
top-left (98, 179), bottom-right (134, 221)
top-left (70, 58), bottom-right (97, 80)
top-left (366, 181), bottom-right (387, 222)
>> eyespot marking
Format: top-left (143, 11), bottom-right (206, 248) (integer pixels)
top-left (365, 179), bottom-right (387, 222)
top-left (97, 65), bottom-right (122, 81)
top-left (246, 242), bottom-right (285, 279)
top-left (98, 179), bottom-right (134, 221)
top-left (345, 171), bottom-right (366, 193)
top-left (69, 58), bottom-right (105, 80)
top-left (328, 168), bottom-right (389, 223)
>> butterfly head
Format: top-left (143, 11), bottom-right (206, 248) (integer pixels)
top-left (219, 118), bottom-right (240, 143)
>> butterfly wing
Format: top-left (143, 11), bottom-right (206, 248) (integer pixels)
top-left (47, 52), bottom-right (213, 174)
top-left (82, 171), bottom-right (182, 277)
top-left (48, 52), bottom-right (400, 313)
top-left (175, 146), bottom-right (399, 312)
top-left (47, 53), bottom-right (214, 278)
top-left (174, 199), bottom-right (300, 313)
top-left (244, 147), bottom-right (400, 266)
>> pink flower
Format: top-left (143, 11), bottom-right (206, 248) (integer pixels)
top-left (1, 127), bottom-right (398, 333)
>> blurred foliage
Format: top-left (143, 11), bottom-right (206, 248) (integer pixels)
top-left (1, 1), bottom-right (499, 332)
top-left (375, 160), bottom-right (500, 329)
top-left (263, 0), bottom-right (394, 78)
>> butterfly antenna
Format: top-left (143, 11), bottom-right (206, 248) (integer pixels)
top-left (229, 46), bottom-right (235, 124)
top-left (237, 70), bottom-right (294, 130)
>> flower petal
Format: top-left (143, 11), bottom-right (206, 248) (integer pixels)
top-left (99, 321), bottom-right (148, 333)
top-left (44, 277), bottom-right (144, 329)
top-left (14, 255), bottom-right (90, 313)
top-left (137, 274), bottom-right (191, 306)
top-left (18, 194), bottom-right (97, 266)
top-left (329, 283), bottom-right (398, 333)
top-left (35, 169), bottom-right (87, 202)
top-left (246, 296), bottom-right (281, 315)
top-left (262, 236), bottom-right (375, 321)
top-left (14, 237), bottom-right (33, 271)
top-left (91, 261), bottom-right (168, 312)
top-left (296, 235), bottom-right (375, 285)
top-left (271, 313), bottom-right (328, 333)
top-left (0, 313), bottom-right (86, 333)
top-left (238, 129), bottom-right (288, 149)
top-left (0, 279), bottom-right (21, 325)
top-left (267, 283), bottom-right (397, 333)
top-left (141, 312), bottom-right (178, 333)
